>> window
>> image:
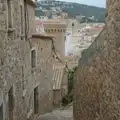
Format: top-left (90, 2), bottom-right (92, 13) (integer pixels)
top-left (20, 5), bottom-right (23, 35)
top-left (34, 87), bottom-right (39, 114)
top-left (31, 49), bottom-right (36, 68)
top-left (7, 0), bottom-right (12, 28)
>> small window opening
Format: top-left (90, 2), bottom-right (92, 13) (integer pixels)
top-left (31, 49), bottom-right (36, 68)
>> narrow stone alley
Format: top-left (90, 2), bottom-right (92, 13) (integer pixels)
top-left (37, 106), bottom-right (73, 120)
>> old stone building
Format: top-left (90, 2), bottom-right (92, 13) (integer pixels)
top-left (0, 0), bottom-right (36, 119)
top-left (74, 0), bottom-right (120, 120)
top-left (42, 19), bottom-right (67, 56)
top-left (31, 34), bottom-right (54, 115)
top-left (35, 18), bottom-right (68, 107)
top-left (0, 0), bottom-right (56, 120)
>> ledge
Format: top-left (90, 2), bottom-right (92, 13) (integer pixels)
top-left (32, 33), bottom-right (54, 40)
top-left (8, 28), bottom-right (15, 33)
top-left (21, 34), bottom-right (25, 40)
top-left (27, 0), bottom-right (36, 7)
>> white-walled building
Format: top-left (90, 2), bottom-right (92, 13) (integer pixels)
top-left (65, 24), bottom-right (104, 58)
top-left (36, 20), bottom-right (45, 34)
top-left (65, 32), bottom-right (72, 56)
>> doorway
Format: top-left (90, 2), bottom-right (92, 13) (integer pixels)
top-left (8, 87), bottom-right (14, 120)
top-left (34, 87), bottom-right (39, 114)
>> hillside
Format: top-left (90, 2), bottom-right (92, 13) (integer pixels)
top-left (36, 1), bottom-right (106, 22)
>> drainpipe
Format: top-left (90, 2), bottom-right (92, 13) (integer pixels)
top-left (24, 0), bottom-right (27, 40)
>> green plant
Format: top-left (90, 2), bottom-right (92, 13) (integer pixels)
top-left (68, 66), bottom-right (77, 93)
top-left (62, 94), bottom-right (73, 106)
top-left (62, 67), bottom-right (77, 106)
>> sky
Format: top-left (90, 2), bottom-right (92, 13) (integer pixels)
top-left (60, 0), bottom-right (106, 8)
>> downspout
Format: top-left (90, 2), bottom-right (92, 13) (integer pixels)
top-left (24, 0), bottom-right (27, 40)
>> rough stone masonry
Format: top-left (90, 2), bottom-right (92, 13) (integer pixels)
top-left (0, 0), bottom-right (54, 120)
top-left (74, 0), bottom-right (120, 120)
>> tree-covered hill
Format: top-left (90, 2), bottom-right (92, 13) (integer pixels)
top-left (36, 1), bottom-right (106, 22)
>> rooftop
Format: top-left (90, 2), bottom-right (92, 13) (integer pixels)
top-left (53, 65), bottom-right (65, 90)
top-left (42, 19), bottom-right (67, 25)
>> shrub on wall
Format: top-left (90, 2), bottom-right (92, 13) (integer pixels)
top-left (62, 66), bottom-right (77, 106)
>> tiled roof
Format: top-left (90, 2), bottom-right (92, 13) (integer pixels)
top-left (53, 65), bottom-right (65, 90)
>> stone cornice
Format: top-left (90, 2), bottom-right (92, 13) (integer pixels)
top-left (27, 0), bottom-right (36, 7)
top-left (32, 33), bottom-right (54, 40)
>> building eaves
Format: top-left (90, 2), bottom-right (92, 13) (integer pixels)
top-left (27, 0), bottom-right (36, 7)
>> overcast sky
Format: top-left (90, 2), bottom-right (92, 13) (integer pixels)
top-left (59, 0), bottom-right (106, 8)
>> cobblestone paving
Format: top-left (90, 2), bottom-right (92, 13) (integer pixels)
top-left (37, 106), bottom-right (73, 120)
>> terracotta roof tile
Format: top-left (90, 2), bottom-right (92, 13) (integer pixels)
top-left (53, 65), bottom-right (65, 90)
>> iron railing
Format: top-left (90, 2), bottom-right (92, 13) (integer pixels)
top-left (79, 28), bottom-right (106, 65)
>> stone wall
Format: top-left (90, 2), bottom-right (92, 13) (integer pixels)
top-left (43, 22), bottom-right (67, 56)
top-left (0, 0), bottom-right (25, 120)
top-left (0, 0), bottom-right (54, 120)
top-left (31, 37), bottom-right (54, 115)
top-left (74, 0), bottom-right (120, 120)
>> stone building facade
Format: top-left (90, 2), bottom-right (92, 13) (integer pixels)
top-left (0, 0), bottom-right (55, 120)
top-left (42, 19), bottom-right (67, 56)
top-left (74, 0), bottom-right (120, 120)
top-left (31, 34), bottom-right (54, 115)
top-left (35, 19), bottom-right (68, 107)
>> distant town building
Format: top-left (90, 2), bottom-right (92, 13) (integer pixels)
top-left (39, 0), bottom-right (55, 5)
top-left (65, 32), bottom-right (72, 56)
top-left (65, 23), bottom-right (104, 58)
top-left (36, 20), bottom-right (45, 34)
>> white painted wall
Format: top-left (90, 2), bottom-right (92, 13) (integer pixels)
top-left (65, 32), bottom-right (72, 56)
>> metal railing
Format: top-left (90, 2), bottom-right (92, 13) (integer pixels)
top-left (79, 28), bottom-right (106, 65)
